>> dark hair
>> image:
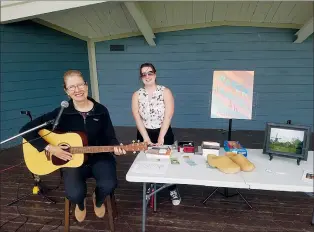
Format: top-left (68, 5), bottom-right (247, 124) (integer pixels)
top-left (139, 63), bottom-right (156, 76)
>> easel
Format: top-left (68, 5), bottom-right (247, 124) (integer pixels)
top-left (202, 71), bottom-right (254, 209)
top-left (202, 118), bottom-right (252, 208)
top-left (6, 111), bottom-right (56, 206)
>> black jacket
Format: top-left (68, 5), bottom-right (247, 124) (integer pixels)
top-left (20, 97), bottom-right (120, 155)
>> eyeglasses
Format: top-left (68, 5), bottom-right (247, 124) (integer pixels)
top-left (140, 71), bottom-right (155, 77)
top-left (66, 82), bottom-right (87, 92)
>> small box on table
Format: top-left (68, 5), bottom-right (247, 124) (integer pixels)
top-left (223, 141), bottom-right (247, 157)
top-left (177, 141), bottom-right (195, 153)
top-left (201, 141), bottom-right (220, 159)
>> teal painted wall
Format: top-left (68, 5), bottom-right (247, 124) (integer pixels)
top-left (0, 21), bottom-right (89, 147)
top-left (95, 26), bottom-right (313, 132)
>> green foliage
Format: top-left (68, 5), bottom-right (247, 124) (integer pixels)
top-left (269, 138), bottom-right (303, 154)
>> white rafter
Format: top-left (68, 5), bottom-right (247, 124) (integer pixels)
top-left (294, 17), bottom-right (314, 43)
top-left (0, 0), bottom-right (107, 23)
top-left (124, 2), bottom-right (156, 46)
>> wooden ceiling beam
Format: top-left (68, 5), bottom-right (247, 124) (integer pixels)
top-left (0, 0), bottom-right (107, 23)
top-left (294, 17), bottom-right (314, 43)
top-left (124, 2), bottom-right (156, 46)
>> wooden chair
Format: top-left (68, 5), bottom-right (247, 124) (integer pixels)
top-left (64, 192), bottom-right (118, 232)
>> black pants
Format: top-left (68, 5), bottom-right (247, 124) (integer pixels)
top-left (62, 155), bottom-right (117, 210)
top-left (137, 126), bottom-right (176, 192)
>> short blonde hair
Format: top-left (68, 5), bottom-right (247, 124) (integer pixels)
top-left (63, 70), bottom-right (84, 88)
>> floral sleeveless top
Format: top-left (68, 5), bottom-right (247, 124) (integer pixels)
top-left (138, 85), bottom-right (166, 129)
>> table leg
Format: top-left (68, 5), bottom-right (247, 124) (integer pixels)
top-left (142, 183), bottom-right (147, 232)
top-left (153, 183), bottom-right (157, 212)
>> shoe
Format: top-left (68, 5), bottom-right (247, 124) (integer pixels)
top-left (207, 154), bottom-right (241, 174)
top-left (92, 192), bottom-right (106, 218)
top-left (169, 188), bottom-right (181, 206)
top-left (225, 152), bottom-right (255, 172)
top-left (75, 198), bottom-right (86, 222)
top-left (146, 184), bottom-right (153, 195)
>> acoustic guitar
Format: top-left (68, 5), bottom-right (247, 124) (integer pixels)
top-left (23, 129), bottom-right (148, 175)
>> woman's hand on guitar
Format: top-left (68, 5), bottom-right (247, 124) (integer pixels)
top-left (48, 145), bottom-right (72, 161)
top-left (114, 143), bottom-right (126, 156)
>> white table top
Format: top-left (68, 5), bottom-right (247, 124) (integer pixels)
top-left (126, 148), bottom-right (313, 193)
top-left (241, 149), bottom-right (313, 192)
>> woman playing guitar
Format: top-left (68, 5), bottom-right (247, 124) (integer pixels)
top-left (19, 70), bottom-right (126, 222)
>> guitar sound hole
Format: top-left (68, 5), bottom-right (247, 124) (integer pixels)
top-left (51, 143), bottom-right (71, 166)
top-left (52, 156), bottom-right (69, 166)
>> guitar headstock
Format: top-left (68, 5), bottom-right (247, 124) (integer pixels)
top-left (124, 140), bottom-right (148, 153)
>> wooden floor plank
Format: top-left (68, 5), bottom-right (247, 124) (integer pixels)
top-left (1, 145), bottom-right (313, 232)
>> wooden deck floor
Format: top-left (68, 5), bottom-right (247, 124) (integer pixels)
top-left (0, 146), bottom-right (313, 232)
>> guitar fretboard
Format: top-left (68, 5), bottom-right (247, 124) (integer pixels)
top-left (69, 145), bottom-right (144, 154)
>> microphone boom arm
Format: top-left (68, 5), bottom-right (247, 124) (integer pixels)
top-left (0, 119), bottom-right (54, 145)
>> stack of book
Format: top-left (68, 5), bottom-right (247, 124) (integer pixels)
top-left (145, 147), bottom-right (172, 159)
top-left (201, 141), bottom-right (220, 159)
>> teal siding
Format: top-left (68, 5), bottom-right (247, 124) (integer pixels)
top-left (96, 26), bottom-right (313, 131)
top-left (0, 21), bottom-right (89, 147)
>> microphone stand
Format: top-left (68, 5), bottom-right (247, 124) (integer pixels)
top-left (1, 111), bottom-right (57, 206)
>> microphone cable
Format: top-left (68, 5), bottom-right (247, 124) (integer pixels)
top-left (0, 103), bottom-right (68, 231)
top-left (0, 168), bottom-right (28, 232)
top-left (0, 129), bottom-right (53, 154)
top-left (0, 131), bottom-right (63, 231)
top-left (0, 129), bottom-right (53, 172)
top-left (0, 99), bottom-right (69, 158)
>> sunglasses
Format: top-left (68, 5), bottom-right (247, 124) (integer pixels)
top-left (140, 71), bottom-right (155, 77)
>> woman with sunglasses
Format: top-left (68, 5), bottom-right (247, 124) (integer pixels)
top-left (131, 63), bottom-right (181, 205)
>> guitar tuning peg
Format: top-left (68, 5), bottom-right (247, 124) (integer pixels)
top-left (137, 140), bottom-right (140, 143)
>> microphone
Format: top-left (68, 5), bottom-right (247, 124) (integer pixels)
top-left (52, 101), bottom-right (69, 130)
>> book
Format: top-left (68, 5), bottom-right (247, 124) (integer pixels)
top-left (145, 147), bottom-right (172, 159)
top-left (131, 161), bottom-right (168, 174)
top-left (201, 141), bottom-right (220, 159)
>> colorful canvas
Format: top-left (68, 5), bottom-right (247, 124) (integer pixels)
top-left (210, 70), bottom-right (254, 120)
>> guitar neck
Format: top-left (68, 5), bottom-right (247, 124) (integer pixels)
top-left (70, 146), bottom-right (118, 154)
top-left (69, 143), bottom-right (148, 154)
